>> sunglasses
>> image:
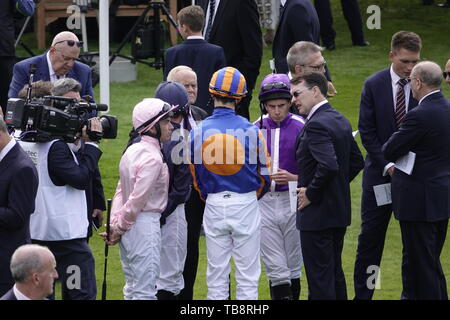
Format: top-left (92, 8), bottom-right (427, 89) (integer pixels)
top-left (292, 87), bottom-right (312, 98)
top-left (443, 72), bottom-right (450, 78)
top-left (301, 61), bottom-right (327, 71)
top-left (53, 40), bottom-right (84, 48)
top-left (261, 82), bottom-right (289, 91)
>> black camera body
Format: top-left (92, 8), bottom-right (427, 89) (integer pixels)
top-left (5, 96), bottom-right (118, 143)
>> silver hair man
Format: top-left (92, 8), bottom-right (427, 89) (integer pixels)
top-left (51, 78), bottom-right (82, 97)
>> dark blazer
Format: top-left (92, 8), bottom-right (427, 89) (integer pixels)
top-left (296, 103), bottom-right (364, 231)
top-left (191, 105), bottom-right (208, 122)
top-left (164, 38), bottom-right (226, 114)
top-left (383, 91), bottom-right (450, 222)
top-left (358, 68), bottom-right (418, 189)
top-left (0, 288), bottom-right (17, 300)
top-left (0, 143), bottom-right (38, 295)
top-left (198, 0), bottom-right (262, 90)
top-left (8, 53), bottom-right (94, 99)
top-left (48, 141), bottom-right (102, 190)
top-left (273, 0), bottom-right (320, 74)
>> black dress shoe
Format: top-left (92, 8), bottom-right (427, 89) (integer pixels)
top-left (353, 41), bottom-right (370, 47)
top-left (423, 0), bottom-right (434, 5)
top-left (325, 43), bottom-right (336, 51)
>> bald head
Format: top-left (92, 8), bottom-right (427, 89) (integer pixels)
top-left (49, 32), bottom-right (81, 77)
top-left (10, 245), bottom-right (54, 283)
top-left (167, 66), bottom-right (198, 104)
top-left (51, 31), bottom-right (79, 46)
top-left (412, 61), bottom-right (443, 89)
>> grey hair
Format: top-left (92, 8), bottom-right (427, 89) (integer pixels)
top-left (0, 115), bottom-right (7, 133)
top-left (51, 78), bottom-right (82, 96)
top-left (413, 61), bottom-right (443, 89)
top-left (287, 41), bottom-right (323, 74)
top-left (167, 65), bottom-right (196, 82)
top-left (10, 245), bottom-right (50, 283)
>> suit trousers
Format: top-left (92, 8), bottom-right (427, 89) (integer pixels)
top-left (260, 191), bottom-right (303, 286)
top-left (203, 191), bottom-right (261, 300)
top-left (32, 238), bottom-right (97, 300)
top-left (399, 219), bottom-right (448, 300)
top-left (354, 185), bottom-right (410, 300)
top-left (300, 227), bottom-right (347, 300)
top-left (157, 204), bottom-right (188, 296)
top-left (178, 188), bottom-right (205, 300)
top-left (0, 57), bottom-right (14, 115)
top-left (119, 212), bottom-right (161, 300)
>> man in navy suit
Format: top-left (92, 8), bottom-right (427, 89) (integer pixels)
top-left (293, 71), bottom-right (364, 299)
top-left (0, 244), bottom-right (57, 300)
top-left (8, 31), bottom-right (94, 100)
top-left (355, 31), bottom-right (422, 300)
top-left (0, 115), bottom-right (38, 296)
top-left (273, 0), bottom-right (320, 74)
top-left (197, 0), bottom-right (262, 120)
top-left (383, 61), bottom-right (450, 300)
top-left (164, 5), bottom-right (226, 115)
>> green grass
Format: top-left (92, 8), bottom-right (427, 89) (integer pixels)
top-left (20, 0), bottom-right (450, 300)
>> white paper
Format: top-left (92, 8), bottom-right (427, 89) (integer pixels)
top-left (269, 59), bottom-right (275, 72)
top-left (288, 181), bottom-right (298, 213)
top-left (352, 130), bottom-right (359, 138)
top-left (395, 151), bottom-right (416, 175)
top-left (373, 183), bottom-right (392, 206)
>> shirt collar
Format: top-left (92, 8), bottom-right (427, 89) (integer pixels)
top-left (187, 35), bottom-right (204, 40)
top-left (419, 90), bottom-right (441, 105)
top-left (13, 284), bottom-right (32, 300)
top-left (0, 137), bottom-right (16, 162)
top-left (46, 51), bottom-right (56, 79)
top-left (307, 99), bottom-right (328, 120)
top-left (281, 0), bottom-right (287, 6)
top-left (390, 65), bottom-right (408, 85)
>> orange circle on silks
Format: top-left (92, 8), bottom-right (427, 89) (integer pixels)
top-left (202, 133), bottom-right (245, 175)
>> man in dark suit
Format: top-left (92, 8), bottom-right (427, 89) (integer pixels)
top-left (0, 244), bottom-right (57, 300)
top-left (0, 115), bottom-right (38, 296)
top-left (197, 0), bottom-right (262, 120)
top-left (355, 31), bottom-right (422, 300)
top-left (383, 61), bottom-right (450, 300)
top-left (164, 5), bottom-right (226, 115)
top-left (166, 66), bottom-right (208, 300)
top-left (8, 31), bottom-right (94, 100)
top-left (314, 0), bottom-right (369, 50)
top-left (273, 0), bottom-right (320, 74)
top-left (293, 71), bottom-right (364, 300)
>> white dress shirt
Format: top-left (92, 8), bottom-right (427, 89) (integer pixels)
top-left (46, 52), bottom-right (65, 83)
top-left (0, 137), bottom-right (16, 162)
top-left (307, 99), bottom-right (329, 120)
top-left (13, 284), bottom-right (32, 300)
top-left (203, 0), bottom-right (221, 38)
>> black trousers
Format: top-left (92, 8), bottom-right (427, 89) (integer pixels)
top-left (354, 184), bottom-right (410, 300)
top-left (32, 238), bottom-right (97, 300)
top-left (0, 56), bottom-right (14, 115)
top-left (400, 219), bottom-right (448, 300)
top-left (300, 227), bottom-right (347, 300)
top-left (178, 189), bottom-right (205, 300)
top-left (314, 0), bottom-right (365, 46)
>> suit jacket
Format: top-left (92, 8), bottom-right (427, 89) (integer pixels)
top-left (0, 288), bottom-right (17, 300)
top-left (191, 104), bottom-right (208, 122)
top-left (358, 68), bottom-right (418, 189)
top-left (198, 0), bottom-right (262, 90)
top-left (383, 91), bottom-right (450, 222)
top-left (164, 38), bottom-right (226, 114)
top-left (8, 53), bottom-right (94, 99)
top-left (0, 143), bottom-right (38, 294)
top-left (273, 0), bottom-right (320, 74)
top-left (296, 103), bottom-right (364, 231)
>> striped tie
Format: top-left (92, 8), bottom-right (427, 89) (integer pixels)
top-left (205, 0), bottom-right (216, 41)
top-left (394, 78), bottom-right (410, 128)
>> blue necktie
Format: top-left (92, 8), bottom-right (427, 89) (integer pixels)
top-left (205, 0), bottom-right (216, 41)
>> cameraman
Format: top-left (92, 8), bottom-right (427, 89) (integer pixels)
top-left (51, 77), bottom-right (106, 241)
top-left (20, 115), bottom-right (102, 300)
